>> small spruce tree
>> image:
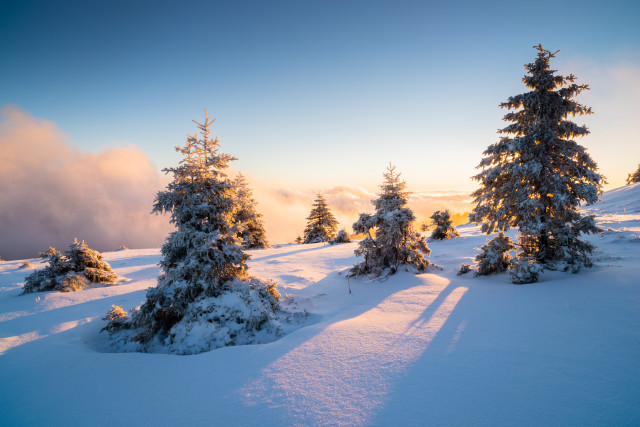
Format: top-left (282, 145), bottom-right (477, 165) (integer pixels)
top-left (470, 45), bottom-right (604, 283)
top-left (474, 232), bottom-right (515, 276)
top-left (233, 173), bottom-right (269, 249)
top-left (626, 164), bottom-right (640, 185)
top-left (303, 193), bottom-right (339, 243)
top-left (102, 111), bottom-right (294, 354)
top-left (428, 210), bottom-right (459, 240)
top-left (349, 165), bottom-right (433, 278)
top-left (23, 239), bottom-right (117, 293)
top-left (39, 247), bottom-right (57, 258)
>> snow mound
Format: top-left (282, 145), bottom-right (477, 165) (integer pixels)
top-left (584, 183), bottom-right (640, 215)
top-left (103, 278), bottom-right (307, 355)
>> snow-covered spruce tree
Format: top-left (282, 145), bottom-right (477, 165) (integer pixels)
top-left (469, 45), bottom-right (603, 283)
top-left (627, 164), bottom-right (640, 185)
top-left (474, 232), bottom-right (515, 276)
top-left (303, 193), bottom-right (339, 243)
top-left (428, 210), bottom-right (459, 240)
top-left (233, 173), bottom-right (269, 249)
top-left (102, 111), bottom-right (296, 354)
top-left (348, 165), bottom-right (434, 278)
top-left (23, 239), bottom-right (117, 293)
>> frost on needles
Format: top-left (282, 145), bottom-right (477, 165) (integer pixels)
top-left (349, 165), bottom-right (434, 278)
top-left (102, 111), bottom-right (302, 354)
top-left (469, 45), bottom-right (604, 283)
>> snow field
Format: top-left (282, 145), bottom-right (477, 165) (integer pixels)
top-left (0, 185), bottom-right (639, 425)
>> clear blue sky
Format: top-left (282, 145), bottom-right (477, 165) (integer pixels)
top-left (2, 0), bottom-right (639, 191)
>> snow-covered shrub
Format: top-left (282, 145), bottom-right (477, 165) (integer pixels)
top-left (428, 210), bottom-right (459, 240)
top-left (510, 258), bottom-right (543, 284)
top-left (457, 263), bottom-right (471, 275)
top-left (303, 193), bottom-right (338, 243)
top-left (101, 305), bottom-right (130, 333)
top-left (22, 239), bottom-right (117, 294)
top-left (105, 278), bottom-right (299, 355)
top-left (39, 247), bottom-right (58, 258)
top-left (233, 173), bottom-right (269, 249)
top-left (117, 245), bottom-right (128, 251)
top-left (469, 44), bottom-right (603, 280)
top-left (102, 111), bottom-right (302, 354)
top-left (349, 165), bottom-right (434, 278)
top-left (474, 232), bottom-right (514, 276)
top-left (627, 164), bottom-right (640, 185)
top-left (57, 272), bottom-right (89, 292)
top-left (19, 261), bottom-right (33, 269)
top-left (329, 229), bottom-right (351, 245)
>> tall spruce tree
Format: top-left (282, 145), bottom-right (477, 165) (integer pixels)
top-left (303, 193), bottom-right (338, 243)
top-left (233, 173), bottom-right (269, 249)
top-left (103, 111), bottom-right (287, 354)
top-left (470, 45), bottom-right (603, 282)
top-left (626, 164), bottom-right (640, 185)
top-left (349, 165), bottom-right (433, 278)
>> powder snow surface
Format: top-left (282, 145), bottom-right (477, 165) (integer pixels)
top-left (1, 186), bottom-right (639, 426)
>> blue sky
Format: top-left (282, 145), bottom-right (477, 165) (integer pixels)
top-left (2, 0), bottom-right (639, 191)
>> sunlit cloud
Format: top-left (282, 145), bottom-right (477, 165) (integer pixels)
top-left (0, 106), bottom-right (173, 260)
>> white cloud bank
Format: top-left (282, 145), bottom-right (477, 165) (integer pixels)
top-left (0, 106), bottom-right (173, 260)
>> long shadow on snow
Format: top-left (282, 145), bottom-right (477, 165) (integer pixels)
top-left (227, 270), bottom-right (456, 425)
top-left (249, 244), bottom-right (333, 262)
top-left (2, 270), bottom-right (456, 426)
top-left (0, 265), bottom-right (157, 324)
top-left (104, 253), bottom-right (163, 269)
top-left (0, 288), bottom-right (149, 345)
top-left (371, 270), bottom-right (536, 425)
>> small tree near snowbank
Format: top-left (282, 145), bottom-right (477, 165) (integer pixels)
top-left (102, 111), bottom-right (303, 354)
top-left (474, 232), bottom-right (515, 276)
top-left (23, 239), bottom-right (117, 293)
top-left (329, 229), bottom-right (351, 244)
top-left (428, 210), bottom-right (459, 240)
top-left (627, 164), bottom-right (640, 185)
top-left (348, 165), bottom-right (434, 278)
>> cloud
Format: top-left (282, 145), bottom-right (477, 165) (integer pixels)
top-left (0, 106), bottom-right (173, 260)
